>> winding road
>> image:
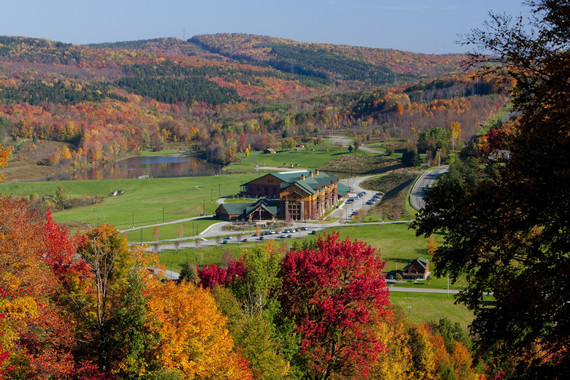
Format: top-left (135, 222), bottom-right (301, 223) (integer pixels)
top-left (410, 166), bottom-right (448, 210)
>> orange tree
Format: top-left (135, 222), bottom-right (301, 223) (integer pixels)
top-left (145, 280), bottom-right (252, 379)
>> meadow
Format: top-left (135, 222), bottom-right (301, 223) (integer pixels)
top-left (0, 173), bottom-right (259, 230)
top-left (389, 292), bottom-right (473, 330)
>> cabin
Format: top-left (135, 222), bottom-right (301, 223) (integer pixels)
top-left (402, 257), bottom-right (430, 280)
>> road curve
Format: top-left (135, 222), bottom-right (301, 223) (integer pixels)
top-left (410, 166), bottom-right (449, 211)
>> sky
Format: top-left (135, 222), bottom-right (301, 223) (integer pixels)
top-left (2, 0), bottom-right (530, 54)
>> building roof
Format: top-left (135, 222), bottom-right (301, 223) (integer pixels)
top-left (216, 199), bottom-right (278, 218)
top-left (337, 183), bottom-right (350, 197)
top-left (403, 257), bottom-right (430, 272)
top-left (244, 170), bottom-right (338, 192)
top-left (217, 203), bottom-right (250, 215)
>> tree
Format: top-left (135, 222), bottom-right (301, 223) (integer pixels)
top-left (76, 224), bottom-right (148, 373)
top-left (212, 287), bottom-right (291, 380)
top-left (408, 324), bottom-right (436, 380)
top-left (417, 127), bottom-right (450, 156)
top-left (426, 236), bottom-right (438, 256)
top-left (0, 144), bottom-right (11, 182)
top-left (279, 233), bottom-right (391, 379)
top-left (413, 1), bottom-right (570, 377)
top-left (146, 280), bottom-right (253, 379)
top-left (402, 148), bottom-right (421, 167)
top-left (449, 121), bottom-right (462, 150)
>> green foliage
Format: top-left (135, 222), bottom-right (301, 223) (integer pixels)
top-left (402, 148), bottom-right (421, 167)
top-left (111, 269), bottom-right (157, 377)
top-left (417, 126), bottom-right (450, 156)
top-left (178, 260), bottom-right (198, 282)
top-left (259, 42), bottom-right (394, 84)
top-left (212, 287), bottom-right (291, 379)
top-left (430, 318), bottom-right (471, 353)
top-left (0, 79), bottom-right (126, 105)
top-left (230, 244), bottom-right (282, 320)
top-left (115, 76), bottom-right (240, 106)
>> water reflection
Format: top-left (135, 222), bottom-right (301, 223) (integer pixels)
top-left (48, 156), bottom-right (221, 181)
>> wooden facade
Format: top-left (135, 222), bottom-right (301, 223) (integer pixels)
top-left (240, 170), bottom-right (345, 220)
top-left (402, 257), bottom-right (430, 280)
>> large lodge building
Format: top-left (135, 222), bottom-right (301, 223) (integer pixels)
top-left (215, 170), bottom-right (350, 221)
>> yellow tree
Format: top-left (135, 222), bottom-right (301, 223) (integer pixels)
top-left (426, 236), bottom-right (438, 256)
top-left (408, 324), bottom-right (436, 380)
top-left (369, 307), bottom-right (412, 379)
top-left (146, 280), bottom-right (252, 379)
top-left (60, 145), bottom-right (72, 160)
top-left (449, 121), bottom-right (462, 150)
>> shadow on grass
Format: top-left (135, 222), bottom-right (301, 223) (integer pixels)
top-left (388, 258), bottom-right (412, 264)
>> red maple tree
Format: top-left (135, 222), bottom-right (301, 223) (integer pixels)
top-left (279, 233), bottom-right (391, 378)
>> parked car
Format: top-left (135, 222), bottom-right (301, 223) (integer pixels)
top-left (222, 240), bottom-right (229, 244)
top-left (287, 234), bottom-right (293, 238)
top-left (241, 238), bottom-right (248, 242)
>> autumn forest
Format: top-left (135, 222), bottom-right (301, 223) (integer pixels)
top-left (0, 34), bottom-right (505, 177)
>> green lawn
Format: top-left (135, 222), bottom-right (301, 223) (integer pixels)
top-left (0, 173), bottom-right (259, 231)
top-left (124, 218), bottom-right (220, 243)
top-left (224, 145), bottom-right (364, 173)
top-left (389, 292), bottom-right (473, 330)
top-left (323, 223), bottom-right (428, 272)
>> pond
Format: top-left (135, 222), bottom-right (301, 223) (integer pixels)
top-left (48, 156), bottom-right (222, 181)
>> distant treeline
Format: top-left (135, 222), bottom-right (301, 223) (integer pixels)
top-left (115, 76), bottom-right (240, 105)
top-left (0, 79), bottom-right (126, 105)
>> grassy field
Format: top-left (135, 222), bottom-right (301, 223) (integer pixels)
top-left (224, 144), bottom-right (371, 174)
top-left (0, 173), bottom-right (259, 231)
top-left (125, 218), bottom-right (219, 243)
top-left (389, 292), bottom-right (473, 330)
